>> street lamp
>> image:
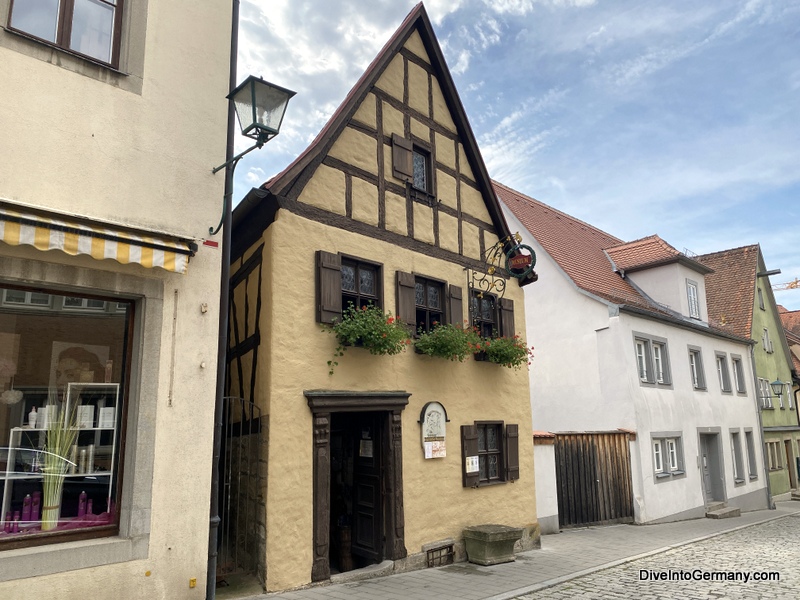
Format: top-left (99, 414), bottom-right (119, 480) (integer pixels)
top-left (210, 75), bottom-right (296, 234)
top-left (770, 379), bottom-right (787, 398)
top-left (208, 74), bottom-right (293, 600)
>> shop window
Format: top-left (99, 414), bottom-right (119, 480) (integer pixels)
top-left (460, 422), bottom-right (519, 487)
top-left (7, 0), bottom-right (125, 68)
top-left (0, 285), bottom-right (131, 549)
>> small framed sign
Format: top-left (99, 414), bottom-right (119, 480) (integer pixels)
top-left (419, 401), bottom-right (448, 459)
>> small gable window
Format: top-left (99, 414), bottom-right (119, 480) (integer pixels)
top-left (392, 134), bottom-right (434, 199)
top-left (686, 280), bottom-right (700, 319)
top-left (412, 147), bottom-right (430, 192)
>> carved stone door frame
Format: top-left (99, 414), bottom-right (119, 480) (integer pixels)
top-left (305, 390), bottom-right (409, 582)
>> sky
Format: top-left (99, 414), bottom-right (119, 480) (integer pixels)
top-left (233, 0), bottom-right (800, 310)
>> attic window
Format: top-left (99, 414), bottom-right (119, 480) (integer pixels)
top-left (413, 147), bottom-right (430, 192)
top-left (392, 134), bottom-right (434, 198)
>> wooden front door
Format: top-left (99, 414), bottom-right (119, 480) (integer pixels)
top-left (350, 413), bottom-right (383, 562)
top-left (700, 435), bottom-right (713, 502)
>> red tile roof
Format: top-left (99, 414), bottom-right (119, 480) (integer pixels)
top-left (606, 235), bottom-right (680, 272)
top-left (695, 245), bottom-right (760, 340)
top-left (780, 308), bottom-right (800, 336)
top-left (494, 181), bottom-right (657, 308)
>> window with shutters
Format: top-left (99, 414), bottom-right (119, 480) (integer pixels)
top-left (391, 133), bottom-right (435, 203)
top-left (470, 291), bottom-right (497, 338)
top-left (7, 0), bottom-right (125, 68)
top-left (414, 277), bottom-right (444, 333)
top-left (460, 422), bottom-right (519, 487)
top-left (315, 251), bottom-right (383, 324)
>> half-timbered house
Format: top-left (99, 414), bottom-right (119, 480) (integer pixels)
top-left (228, 4), bottom-right (539, 593)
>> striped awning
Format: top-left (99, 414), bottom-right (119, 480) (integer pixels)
top-left (0, 204), bottom-right (196, 274)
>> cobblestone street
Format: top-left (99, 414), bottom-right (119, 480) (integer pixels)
top-left (514, 514), bottom-right (800, 600)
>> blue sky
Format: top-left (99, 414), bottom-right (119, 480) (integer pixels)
top-left (235, 0), bottom-right (800, 310)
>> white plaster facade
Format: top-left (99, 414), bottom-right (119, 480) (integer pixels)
top-left (502, 205), bottom-right (770, 526)
top-left (0, 1), bottom-right (230, 598)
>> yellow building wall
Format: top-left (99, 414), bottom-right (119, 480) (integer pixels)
top-left (258, 211), bottom-right (536, 592)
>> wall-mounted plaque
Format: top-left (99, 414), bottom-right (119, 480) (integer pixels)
top-left (419, 401), bottom-right (448, 459)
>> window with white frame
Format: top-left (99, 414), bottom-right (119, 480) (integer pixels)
top-left (686, 280), bottom-right (700, 319)
top-left (745, 430), bottom-right (758, 480)
top-left (758, 378), bottom-right (773, 408)
top-left (652, 434), bottom-right (684, 480)
top-left (762, 328), bottom-right (774, 353)
top-left (633, 333), bottom-right (671, 386)
top-left (716, 353), bottom-right (732, 393)
top-left (785, 384), bottom-right (793, 410)
top-left (731, 356), bottom-right (746, 394)
top-left (731, 431), bottom-right (745, 483)
top-left (688, 347), bottom-right (706, 390)
top-left (766, 441), bottom-right (782, 470)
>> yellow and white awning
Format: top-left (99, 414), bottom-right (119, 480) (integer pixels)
top-left (0, 204), bottom-right (196, 274)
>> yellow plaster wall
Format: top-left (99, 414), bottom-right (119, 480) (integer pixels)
top-left (437, 171), bottom-right (457, 211)
top-left (411, 117), bottom-right (429, 141)
top-left (458, 144), bottom-right (475, 181)
top-left (329, 127), bottom-right (378, 177)
top-left (351, 178), bottom-right (379, 227)
top-left (353, 92), bottom-right (377, 128)
top-left (462, 185), bottom-right (493, 224)
top-left (405, 30), bottom-right (429, 63)
top-left (413, 203), bottom-right (435, 245)
top-left (432, 78), bottom-right (456, 133)
top-left (260, 210), bottom-right (536, 591)
top-left (376, 54), bottom-right (404, 100)
top-left (462, 221), bottom-right (481, 261)
top-left (383, 101), bottom-right (405, 140)
top-left (408, 61), bottom-right (430, 117)
top-left (298, 164), bottom-right (347, 215)
top-left (439, 212), bottom-right (460, 255)
top-left (385, 191), bottom-right (408, 236)
top-left (436, 132), bottom-right (456, 170)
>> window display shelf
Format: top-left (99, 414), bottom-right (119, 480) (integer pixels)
top-left (1, 383), bottom-right (120, 529)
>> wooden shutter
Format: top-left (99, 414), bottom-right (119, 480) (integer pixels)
top-left (461, 425), bottom-right (480, 488)
top-left (505, 424), bottom-right (520, 482)
top-left (316, 250), bottom-right (342, 324)
top-left (396, 271), bottom-right (416, 330)
top-left (392, 134), bottom-right (413, 182)
top-left (499, 298), bottom-right (515, 338)
top-left (447, 284), bottom-right (463, 326)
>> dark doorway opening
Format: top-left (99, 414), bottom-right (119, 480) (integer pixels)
top-left (330, 411), bottom-right (384, 573)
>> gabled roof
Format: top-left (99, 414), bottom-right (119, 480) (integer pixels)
top-left (779, 305), bottom-right (800, 336)
top-left (606, 235), bottom-right (712, 275)
top-left (495, 181), bottom-right (752, 344)
top-left (235, 3), bottom-right (517, 261)
top-left (494, 181), bottom-right (652, 308)
top-left (695, 245), bottom-right (760, 339)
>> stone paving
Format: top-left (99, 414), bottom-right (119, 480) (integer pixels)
top-left (514, 514), bottom-right (800, 600)
top-left (251, 503), bottom-right (800, 600)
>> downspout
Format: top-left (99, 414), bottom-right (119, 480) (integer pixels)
top-left (749, 345), bottom-right (774, 510)
top-left (207, 0), bottom-right (239, 598)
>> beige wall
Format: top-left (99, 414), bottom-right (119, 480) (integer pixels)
top-left (0, 1), bottom-right (230, 598)
top-left (259, 211), bottom-right (537, 592)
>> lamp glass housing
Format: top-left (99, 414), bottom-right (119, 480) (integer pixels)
top-left (229, 75), bottom-right (296, 142)
top-left (770, 379), bottom-right (785, 397)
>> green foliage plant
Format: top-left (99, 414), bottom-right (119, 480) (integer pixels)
top-left (326, 304), bottom-right (411, 374)
top-left (482, 334), bottom-right (535, 370)
top-left (414, 322), bottom-right (482, 362)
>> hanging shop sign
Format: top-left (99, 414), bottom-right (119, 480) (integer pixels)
top-left (505, 244), bottom-right (536, 280)
top-left (419, 401), bottom-right (448, 459)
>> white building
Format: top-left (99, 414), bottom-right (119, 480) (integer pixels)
top-left (0, 2), bottom-right (230, 598)
top-left (497, 182), bottom-right (770, 531)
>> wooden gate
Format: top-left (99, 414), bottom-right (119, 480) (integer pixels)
top-left (554, 432), bottom-right (634, 527)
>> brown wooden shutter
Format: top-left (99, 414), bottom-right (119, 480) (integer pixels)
top-left (499, 297), bottom-right (515, 338)
top-left (392, 134), bottom-right (413, 182)
top-left (396, 271), bottom-right (416, 330)
top-left (316, 250), bottom-right (342, 324)
top-left (447, 284), bottom-right (463, 326)
top-left (461, 425), bottom-right (480, 488)
top-left (505, 424), bottom-right (520, 482)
